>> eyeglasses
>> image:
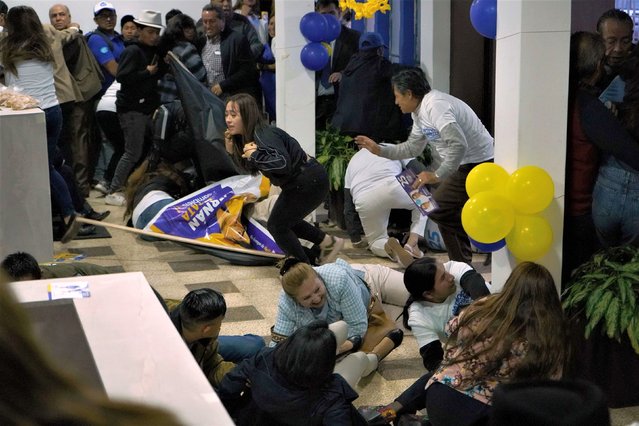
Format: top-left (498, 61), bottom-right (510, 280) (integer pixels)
top-left (96, 12), bottom-right (116, 20)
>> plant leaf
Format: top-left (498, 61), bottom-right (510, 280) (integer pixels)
top-left (604, 296), bottom-right (620, 340)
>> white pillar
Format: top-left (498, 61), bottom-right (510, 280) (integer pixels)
top-left (274, 0), bottom-right (316, 155)
top-left (419, 0), bottom-right (451, 92)
top-left (492, 0), bottom-right (572, 291)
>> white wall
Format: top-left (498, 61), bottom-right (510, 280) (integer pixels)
top-left (28, 1), bottom-right (206, 31)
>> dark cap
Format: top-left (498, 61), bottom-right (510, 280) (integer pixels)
top-left (359, 31), bottom-right (386, 51)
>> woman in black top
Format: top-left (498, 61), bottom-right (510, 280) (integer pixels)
top-left (224, 93), bottom-right (343, 264)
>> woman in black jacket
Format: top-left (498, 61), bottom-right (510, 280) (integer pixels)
top-left (218, 320), bottom-right (366, 426)
top-left (224, 93), bottom-right (343, 264)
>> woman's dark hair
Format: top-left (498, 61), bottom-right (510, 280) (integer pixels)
top-left (226, 93), bottom-right (267, 174)
top-left (179, 288), bottom-right (227, 331)
top-left (0, 6), bottom-right (53, 75)
top-left (165, 9), bottom-right (183, 24)
top-left (391, 67), bottom-right (431, 100)
top-left (273, 320), bottom-right (336, 390)
top-left (400, 257), bottom-right (438, 329)
top-left (159, 13), bottom-right (196, 55)
top-left (444, 262), bottom-right (567, 386)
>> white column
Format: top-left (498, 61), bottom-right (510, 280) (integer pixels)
top-left (0, 109), bottom-right (53, 262)
top-left (492, 0), bottom-right (571, 291)
top-left (419, 0), bottom-right (451, 92)
top-left (274, 0), bottom-right (316, 155)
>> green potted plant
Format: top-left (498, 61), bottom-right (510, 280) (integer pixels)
top-left (316, 126), bottom-right (356, 229)
top-left (562, 245), bottom-right (639, 407)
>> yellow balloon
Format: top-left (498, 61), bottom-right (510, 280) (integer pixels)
top-left (504, 166), bottom-right (554, 214)
top-left (506, 215), bottom-right (553, 261)
top-left (461, 191), bottom-right (515, 243)
top-left (465, 163), bottom-right (509, 197)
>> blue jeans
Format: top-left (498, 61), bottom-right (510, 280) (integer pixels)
top-left (592, 156), bottom-right (639, 247)
top-left (44, 105), bottom-right (75, 217)
top-left (218, 334), bottom-right (265, 363)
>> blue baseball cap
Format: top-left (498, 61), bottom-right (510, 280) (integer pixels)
top-left (359, 32), bottom-right (386, 51)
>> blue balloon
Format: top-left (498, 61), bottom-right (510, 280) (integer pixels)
top-left (300, 12), bottom-right (328, 42)
top-left (470, 0), bottom-right (497, 39)
top-left (469, 237), bottom-right (506, 253)
top-left (322, 13), bottom-right (341, 42)
top-left (300, 42), bottom-right (329, 71)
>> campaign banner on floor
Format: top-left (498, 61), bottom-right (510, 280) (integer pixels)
top-left (144, 174), bottom-right (284, 254)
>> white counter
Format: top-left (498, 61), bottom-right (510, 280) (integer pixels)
top-left (11, 272), bottom-right (234, 426)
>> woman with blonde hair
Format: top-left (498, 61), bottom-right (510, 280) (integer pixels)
top-left (225, 93), bottom-right (343, 264)
top-left (272, 258), bottom-right (408, 386)
top-left (363, 262), bottom-right (568, 425)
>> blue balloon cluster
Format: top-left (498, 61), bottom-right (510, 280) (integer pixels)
top-left (470, 0), bottom-right (497, 39)
top-left (299, 12), bottom-right (342, 71)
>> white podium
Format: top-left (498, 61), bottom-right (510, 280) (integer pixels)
top-left (11, 272), bottom-right (234, 426)
top-left (0, 107), bottom-right (53, 261)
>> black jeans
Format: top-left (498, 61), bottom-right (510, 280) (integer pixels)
top-left (395, 372), bottom-right (490, 425)
top-left (428, 160), bottom-right (493, 264)
top-left (96, 110), bottom-right (125, 185)
top-left (343, 189), bottom-right (365, 242)
top-left (267, 159), bottom-right (328, 263)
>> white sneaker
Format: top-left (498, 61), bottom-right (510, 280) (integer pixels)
top-left (105, 192), bottom-right (126, 207)
top-left (94, 181), bottom-right (109, 195)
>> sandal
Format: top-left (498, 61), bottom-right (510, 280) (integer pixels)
top-left (319, 235), bottom-right (344, 265)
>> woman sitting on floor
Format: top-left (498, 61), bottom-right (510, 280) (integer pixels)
top-left (272, 258), bottom-right (407, 386)
top-left (362, 262), bottom-right (568, 426)
top-left (218, 320), bottom-right (367, 426)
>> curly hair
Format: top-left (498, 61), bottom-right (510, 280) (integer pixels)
top-left (0, 6), bottom-right (53, 76)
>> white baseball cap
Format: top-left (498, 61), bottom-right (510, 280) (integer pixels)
top-left (94, 1), bottom-right (115, 16)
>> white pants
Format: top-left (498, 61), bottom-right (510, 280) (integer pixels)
top-left (330, 321), bottom-right (378, 388)
top-left (353, 185), bottom-right (427, 258)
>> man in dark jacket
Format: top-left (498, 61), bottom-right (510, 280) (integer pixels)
top-left (197, 3), bottom-right (261, 103)
top-left (331, 32), bottom-right (406, 143)
top-left (315, 0), bottom-right (360, 130)
top-left (106, 10), bottom-right (164, 206)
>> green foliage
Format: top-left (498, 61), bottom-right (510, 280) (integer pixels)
top-left (562, 245), bottom-right (639, 354)
top-left (316, 126), bottom-right (356, 191)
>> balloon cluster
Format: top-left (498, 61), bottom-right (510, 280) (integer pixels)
top-left (299, 12), bottom-right (341, 71)
top-left (470, 0), bottom-right (497, 39)
top-left (461, 164), bottom-right (555, 261)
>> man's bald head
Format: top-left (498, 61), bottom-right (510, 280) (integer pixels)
top-left (49, 4), bottom-right (71, 30)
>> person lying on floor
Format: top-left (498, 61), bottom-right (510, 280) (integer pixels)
top-left (1, 251), bottom-right (110, 280)
top-left (400, 257), bottom-right (491, 371)
top-left (166, 288), bottom-right (264, 388)
top-left (271, 258), bottom-right (407, 387)
top-left (1, 251), bottom-right (171, 312)
top-left (218, 320), bottom-right (367, 426)
top-left (360, 262), bottom-right (568, 426)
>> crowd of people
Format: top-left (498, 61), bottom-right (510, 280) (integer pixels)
top-left (0, 1), bottom-right (635, 424)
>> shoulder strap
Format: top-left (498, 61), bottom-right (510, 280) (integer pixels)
top-left (86, 28), bottom-right (114, 52)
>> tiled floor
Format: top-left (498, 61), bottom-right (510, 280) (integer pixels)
top-left (52, 191), bottom-right (638, 424)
